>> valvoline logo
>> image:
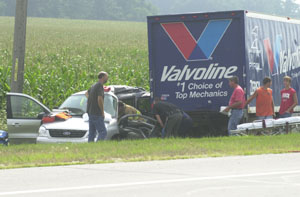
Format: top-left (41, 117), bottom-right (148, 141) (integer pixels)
top-left (161, 19), bottom-right (232, 61)
top-left (263, 35), bottom-right (282, 75)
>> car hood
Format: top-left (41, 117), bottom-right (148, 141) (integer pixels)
top-left (43, 116), bottom-right (113, 130)
top-left (42, 117), bottom-right (87, 130)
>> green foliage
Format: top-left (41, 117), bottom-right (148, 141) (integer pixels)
top-left (0, 45), bottom-right (11, 130)
top-left (149, 0), bottom-right (300, 19)
top-left (0, 107), bottom-right (6, 130)
top-left (0, 1), bottom-right (4, 14)
top-left (1, 134), bottom-right (300, 169)
top-left (0, 0), bottom-right (158, 22)
top-left (0, 17), bottom-right (149, 110)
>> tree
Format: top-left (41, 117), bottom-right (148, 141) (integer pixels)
top-left (0, 0), bottom-right (157, 21)
top-left (281, 0), bottom-right (300, 17)
top-left (0, 1), bottom-right (5, 15)
top-left (148, 0), bottom-right (300, 19)
top-left (1, 0), bottom-right (16, 16)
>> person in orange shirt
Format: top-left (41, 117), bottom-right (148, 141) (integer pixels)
top-left (245, 77), bottom-right (275, 120)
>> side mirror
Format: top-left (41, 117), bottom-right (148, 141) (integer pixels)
top-left (37, 112), bottom-right (46, 119)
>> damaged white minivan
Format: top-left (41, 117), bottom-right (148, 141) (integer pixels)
top-left (6, 90), bottom-right (119, 144)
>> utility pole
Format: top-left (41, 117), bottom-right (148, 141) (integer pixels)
top-left (11, 0), bottom-right (28, 93)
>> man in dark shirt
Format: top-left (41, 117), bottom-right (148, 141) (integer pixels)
top-left (152, 98), bottom-right (183, 138)
top-left (86, 71), bottom-right (108, 142)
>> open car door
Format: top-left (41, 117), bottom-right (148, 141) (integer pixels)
top-left (6, 93), bottom-right (51, 144)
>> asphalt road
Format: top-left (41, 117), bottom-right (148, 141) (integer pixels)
top-left (1, 153), bottom-right (300, 197)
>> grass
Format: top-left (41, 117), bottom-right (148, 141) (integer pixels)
top-left (1, 134), bottom-right (300, 169)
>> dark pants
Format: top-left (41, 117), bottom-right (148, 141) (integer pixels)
top-left (179, 112), bottom-right (193, 137)
top-left (88, 115), bottom-right (107, 142)
top-left (165, 112), bottom-right (183, 138)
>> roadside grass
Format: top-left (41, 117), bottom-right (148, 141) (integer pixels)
top-left (1, 134), bottom-right (300, 169)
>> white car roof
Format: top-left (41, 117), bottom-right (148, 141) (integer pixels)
top-left (72, 90), bottom-right (117, 98)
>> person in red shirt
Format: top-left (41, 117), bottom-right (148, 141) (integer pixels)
top-left (279, 76), bottom-right (298, 118)
top-left (244, 77), bottom-right (275, 120)
top-left (223, 76), bottom-right (245, 135)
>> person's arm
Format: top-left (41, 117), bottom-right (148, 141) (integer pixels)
top-left (85, 88), bottom-right (91, 98)
top-left (155, 114), bottom-right (164, 128)
top-left (224, 101), bottom-right (243, 112)
top-left (244, 91), bottom-right (258, 107)
top-left (286, 93), bottom-right (298, 113)
top-left (97, 96), bottom-right (104, 117)
top-left (272, 98), bottom-right (275, 117)
top-left (224, 89), bottom-right (244, 112)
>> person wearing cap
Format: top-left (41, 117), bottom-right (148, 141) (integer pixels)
top-left (118, 101), bottom-right (142, 120)
top-left (86, 71), bottom-right (108, 142)
top-left (279, 76), bottom-right (298, 118)
top-left (244, 77), bottom-right (275, 120)
top-left (223, 76), bottom-right (245, 135)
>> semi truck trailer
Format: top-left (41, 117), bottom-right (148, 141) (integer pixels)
top-left (147, 10), bottom-right (300, 136)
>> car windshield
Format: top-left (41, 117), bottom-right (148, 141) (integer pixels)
top-left (59, 94), bottom-right (117, 117)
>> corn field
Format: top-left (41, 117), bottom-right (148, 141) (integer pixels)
top-left (0, 17), bottom-right (149, 129)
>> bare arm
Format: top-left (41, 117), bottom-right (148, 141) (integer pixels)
top-left (272, 98), bottom-right (275, 116)
top-left (155, 114), bottom-right (164, 128)
top-left (97, 96), bottom-right (104, 117)
top-left (244, 91), bottom-right (258, 107)
top-left (287, 93), bottom-right (298, 113)
top-left (229, 101), bottom-right (243, 109)
top-left (224, 101), bottom-right (243, 112)
top-left (85, 91), bottom-right (89, 98)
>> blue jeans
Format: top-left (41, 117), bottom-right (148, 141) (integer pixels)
top-left (279, 113), bottom-right (292, 118)
top-left (257, 116), bottom-right (273, 120)
top-left (228, 109), bottom-right (243, 136)
top-left (88, 115), bottom-right (107, 142)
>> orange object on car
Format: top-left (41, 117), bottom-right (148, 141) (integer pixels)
top-left (55, 112), bottom-right (72, 121)
top-left (42, 112), bottom-right (71, 124)
top-left (42, 116), bottom-right (55, 123)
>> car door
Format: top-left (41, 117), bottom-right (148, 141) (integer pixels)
top-left (6, 93), bottom-right (51, 144)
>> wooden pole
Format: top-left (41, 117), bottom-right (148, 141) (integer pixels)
top-left (11, 0), bottom-right (28, 93)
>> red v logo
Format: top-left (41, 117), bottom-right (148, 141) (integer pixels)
top-left (161, 20), bottom-right (232, 61)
